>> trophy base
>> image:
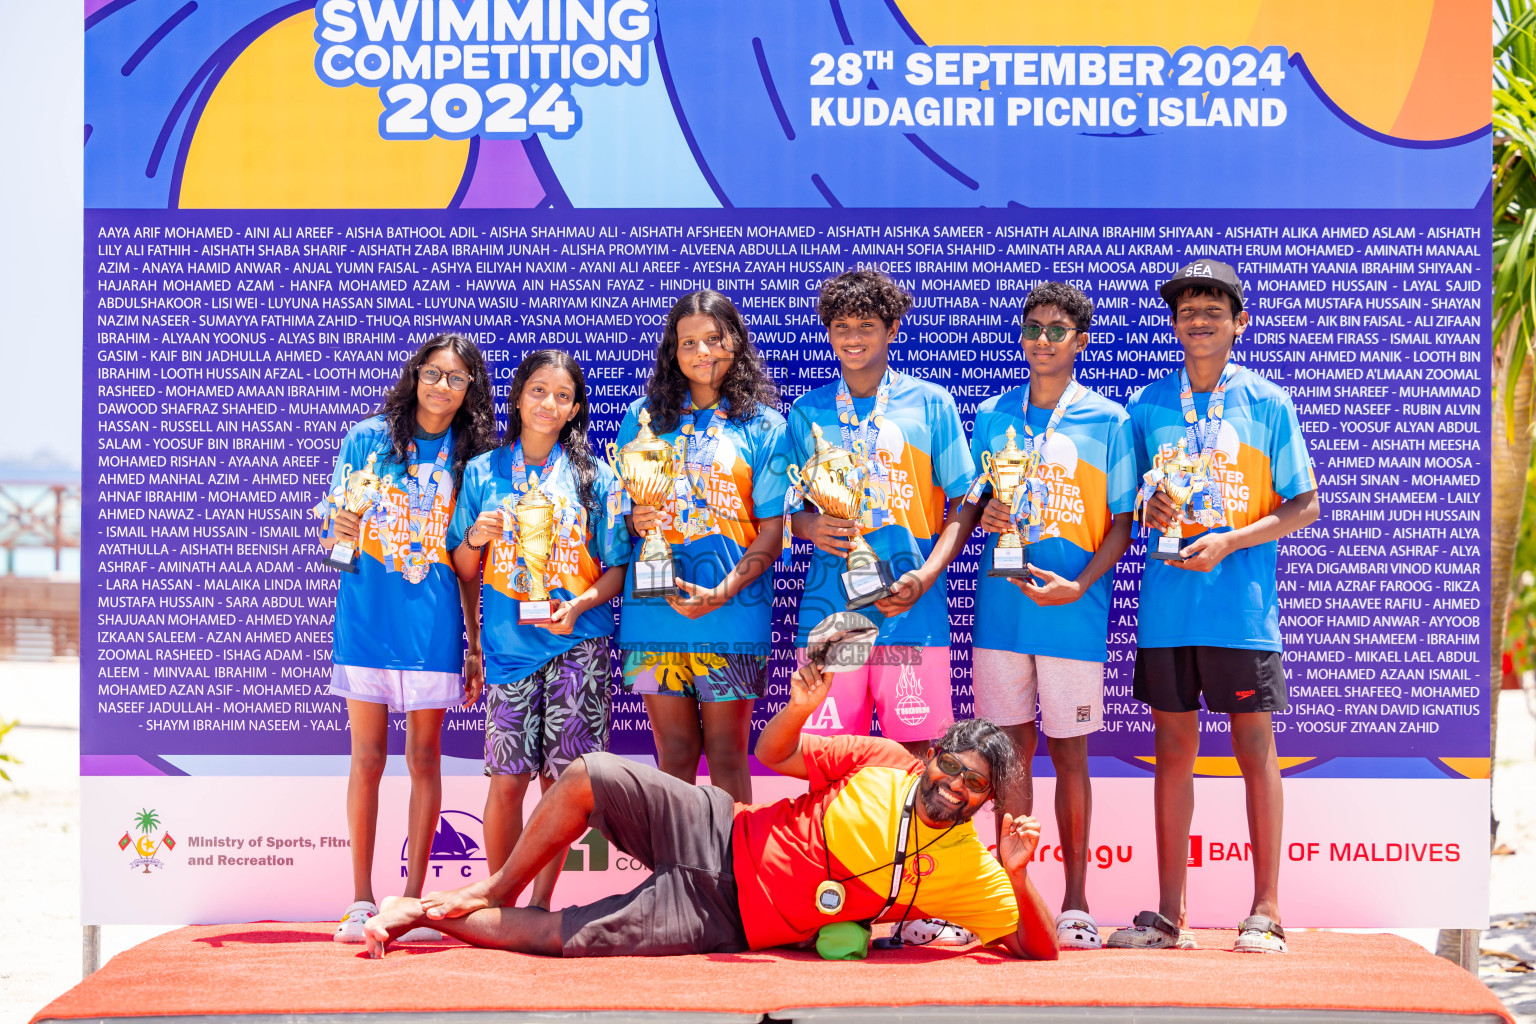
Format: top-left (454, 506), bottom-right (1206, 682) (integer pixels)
top-left (1148, 533), bottom-right (1187, 561)
top-left (631, 558), bottom-right (676, 600)
top-left (518, 600), bottom-right (555, 625)
top-left (322, 543), bottom-right (360, 574)
top-left (842, 561), bottom-right (896, 611)
top-left (987, 545), bottom-right (1031, 578)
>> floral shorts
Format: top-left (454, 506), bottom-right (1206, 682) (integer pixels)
top-left (620, 650), bottom-right (767, 703)
top-left (484, 637), bottom-right (611, 778)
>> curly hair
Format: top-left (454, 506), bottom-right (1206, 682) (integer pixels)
top-left (503, 349), bottom-right (602, 513)
top-left (375, 333), bottom-right (498, 487)
top-left (643, 290), bottom-right (780, 431)
top-left (1023, 281), bottom-right (1095, 332)
top-left (935, 718), bottom-right (1022, 804)
top-left (817, 267), bottom-right (914, 328)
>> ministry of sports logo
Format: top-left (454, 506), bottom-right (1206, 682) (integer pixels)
top-left (118, 807), bottom-right (175, 874)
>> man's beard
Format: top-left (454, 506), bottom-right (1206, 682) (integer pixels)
top-left (918, 775), bottom-right (972, 824)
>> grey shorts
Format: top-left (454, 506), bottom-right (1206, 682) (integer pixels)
top-left (559, 752), bottom-right (748, 957)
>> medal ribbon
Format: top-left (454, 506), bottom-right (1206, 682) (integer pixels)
top-left (381, 430), bottom-right (451, 577)
top-left (835, 369), bottom-right (894, 529)
top-left (676, 398), bottom-right (728, 542)
top-left (1178, 362), bottom-right (1237, 528)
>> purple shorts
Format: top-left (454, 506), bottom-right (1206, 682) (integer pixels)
top-left (484, 638), bottom-right (611, 778)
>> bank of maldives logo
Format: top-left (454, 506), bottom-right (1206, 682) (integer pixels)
top-left (118, 807), bottom-right (175, 874)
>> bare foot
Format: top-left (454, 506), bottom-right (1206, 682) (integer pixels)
top-left (420, 882), bottom-right (495, 921)
top-left (363, 895), bottom-right (426, 959)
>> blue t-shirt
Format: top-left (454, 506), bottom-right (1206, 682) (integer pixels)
top-left (447, 445), bottom-right (631, 685)
top-left (971, 386), bottom-right (1137, 663)
top-left (324, 416), bottom-right (465, 673)
top-left (787, 371), bottom-right (975, 647)
top-left (1127, 365), bottom-right (1316, 652)
top-left (615, 398), bottom-right (790, 657)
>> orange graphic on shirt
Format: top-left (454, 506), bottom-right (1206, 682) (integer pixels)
top-left (484, 509), bottom-right (600, 601)
top-left (359, 470), bottom-right (454, 567)
top-left (1031, 459), bottom-right (1111, 553)
top-left (871, 437), bottom-right (946, 542)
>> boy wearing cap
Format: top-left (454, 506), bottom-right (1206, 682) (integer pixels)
top-left (1106, 259), bottom-right (1318, 954)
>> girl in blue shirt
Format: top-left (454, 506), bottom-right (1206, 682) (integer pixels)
top-left (449, 349), bottom-right (630, 910)
top-left (616, 290), bottom-right (788, 802)
top-left (318, 333), bottom-right (497, 942)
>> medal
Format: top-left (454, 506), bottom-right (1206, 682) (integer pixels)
top-left (380, 429), bottom-right (451, 584)
top-left (677, 398), bottom-right (728, 541)
top-left (1178, 362), bottom-right (1239, 528)
top-left (835, 370), bottom-right (894, 529)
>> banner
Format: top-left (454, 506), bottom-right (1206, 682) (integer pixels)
top-left (82, 0), bottom-right (1491, 926)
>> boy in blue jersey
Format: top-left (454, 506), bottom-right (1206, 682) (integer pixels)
top-left (1107, 259), bottom-right (1319, 954)
top-left (953, 281), bottom-right (1136, 951)
top-left (786, 269), bottom-right (976, 760)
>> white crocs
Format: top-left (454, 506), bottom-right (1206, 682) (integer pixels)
top-left (397, 926), bottom-right (445, 942)
top-left (334, 900), bottom-right (378, 943)
top-left (1055, 910), bottom-right (1103, 950)
top-left (897, 918), bottom-right (978, 946)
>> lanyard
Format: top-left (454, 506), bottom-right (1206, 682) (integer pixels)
top-left (1179, 362), bottom-right (1239, 457)
top-left (508, 439), bottom-right (563, 493)
top-left (678, 397), bottom-right (728, 473)
top-left (382, 430), bottom-right (450, 579)
top-left (1022, 378), bottom-right (1082, 456)
top-left (835, 369), bottom-right (893, 471)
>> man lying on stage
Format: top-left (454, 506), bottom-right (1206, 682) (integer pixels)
top-left (363, 660), bottom-right (1059, 960)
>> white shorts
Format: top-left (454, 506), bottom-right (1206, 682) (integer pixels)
top-left (970, 649), bottom-right (1104, 738)
top-left (329, 664), bottom-right (464, 713)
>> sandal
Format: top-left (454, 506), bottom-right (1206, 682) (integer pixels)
top-left (1234, 914), bottom-right (1286, 953)
top-left (1106, 910), bottom-right (1181, 949)
top-left (333, 900), bottom-right (378, 943)
top-left (1055, 910), bottom-right (1103, 950)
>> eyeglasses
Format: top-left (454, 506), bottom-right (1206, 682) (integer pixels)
top-left (419, 366), bottom-right (471, 391)
top-left (934, 752), bottom-right (992, 794)
top-left (1021, 322), bottom-right (1084, 344)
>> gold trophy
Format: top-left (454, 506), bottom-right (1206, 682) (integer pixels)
top-left (795, 423), bottom-right (896, 610)
top-left (503, 471), bottom-right (557, 624)
top-left (981, 426), bottom-right (1034, 579)
top-left (1148, 439), bottom-right (1205, 561)
top-left (609, 408), bottom-right (679, 599)
top-left (322, 452), bottom-right (382, 574)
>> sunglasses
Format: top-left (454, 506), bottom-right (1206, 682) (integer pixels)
top-left (934, 751), bottom-right (992, 794)
top-left (1021, 322), bottom-right (1084, 344)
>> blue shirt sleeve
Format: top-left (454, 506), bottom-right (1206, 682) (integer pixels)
top-left (1269, 392), bottom-right (1316, 500)
top-left (786, 398), bottom-right (818, 466)
top-left (749, 412), bottom-right (791, 519)
top-left (446, 460), bottom-right (484, 551)
top-left (1126, 388), bottom-right (1155, 478)
top-left (1106, 411), bottom-right (1139, 515)
top-left (930, 389), bottom-right (977, 499)
top-left (589, 462), bottom-right (633, 567)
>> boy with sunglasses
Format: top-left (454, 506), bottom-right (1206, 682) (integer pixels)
top-left (952, 281), bottom-right (1137, 951)
top-left (1106, 259), bottom-right (1318, 954)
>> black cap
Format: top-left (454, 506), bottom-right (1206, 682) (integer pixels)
top-left (1159, 258), bottom-right (1245, 315)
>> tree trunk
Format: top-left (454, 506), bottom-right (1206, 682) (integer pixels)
top-left (1436, 321), bottom-right (1531, 970)
top-left (1488, 320), bottom-right (1532, 819)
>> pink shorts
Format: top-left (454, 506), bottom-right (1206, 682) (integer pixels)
top-left (793, 645), bottom-right (954, 744)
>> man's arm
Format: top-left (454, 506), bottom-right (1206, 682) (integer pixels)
top-left (753, 662), bottom-right (836, 779)
top-left (993, 813), bottom-right (1060, 960)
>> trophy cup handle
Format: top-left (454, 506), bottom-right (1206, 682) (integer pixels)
top-left (606, 440), bottom-right (619, 471)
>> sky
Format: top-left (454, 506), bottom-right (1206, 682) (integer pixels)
top-left (1, 2), bottom-right (83, 471)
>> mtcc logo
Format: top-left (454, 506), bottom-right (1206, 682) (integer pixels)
top-left (118, 807), bottom-right (175, 874)
top-left (402, 810), bottom-right (486, 880)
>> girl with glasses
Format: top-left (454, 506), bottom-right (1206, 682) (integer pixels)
top-left (616, 290), bottom-right (788, 803)
top-left (317, 332), bottom-right (498, 943)
top-left (447, 349), bottom-right (630, 909)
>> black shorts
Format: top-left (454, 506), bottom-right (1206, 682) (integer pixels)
top-left (1133, 646), bottom-right (1288, 714)
top-left (559, 752), bottom-right (749, 957)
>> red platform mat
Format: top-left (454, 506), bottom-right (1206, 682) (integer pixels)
top-left (33, 923), bottom-right (1511, 1022)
